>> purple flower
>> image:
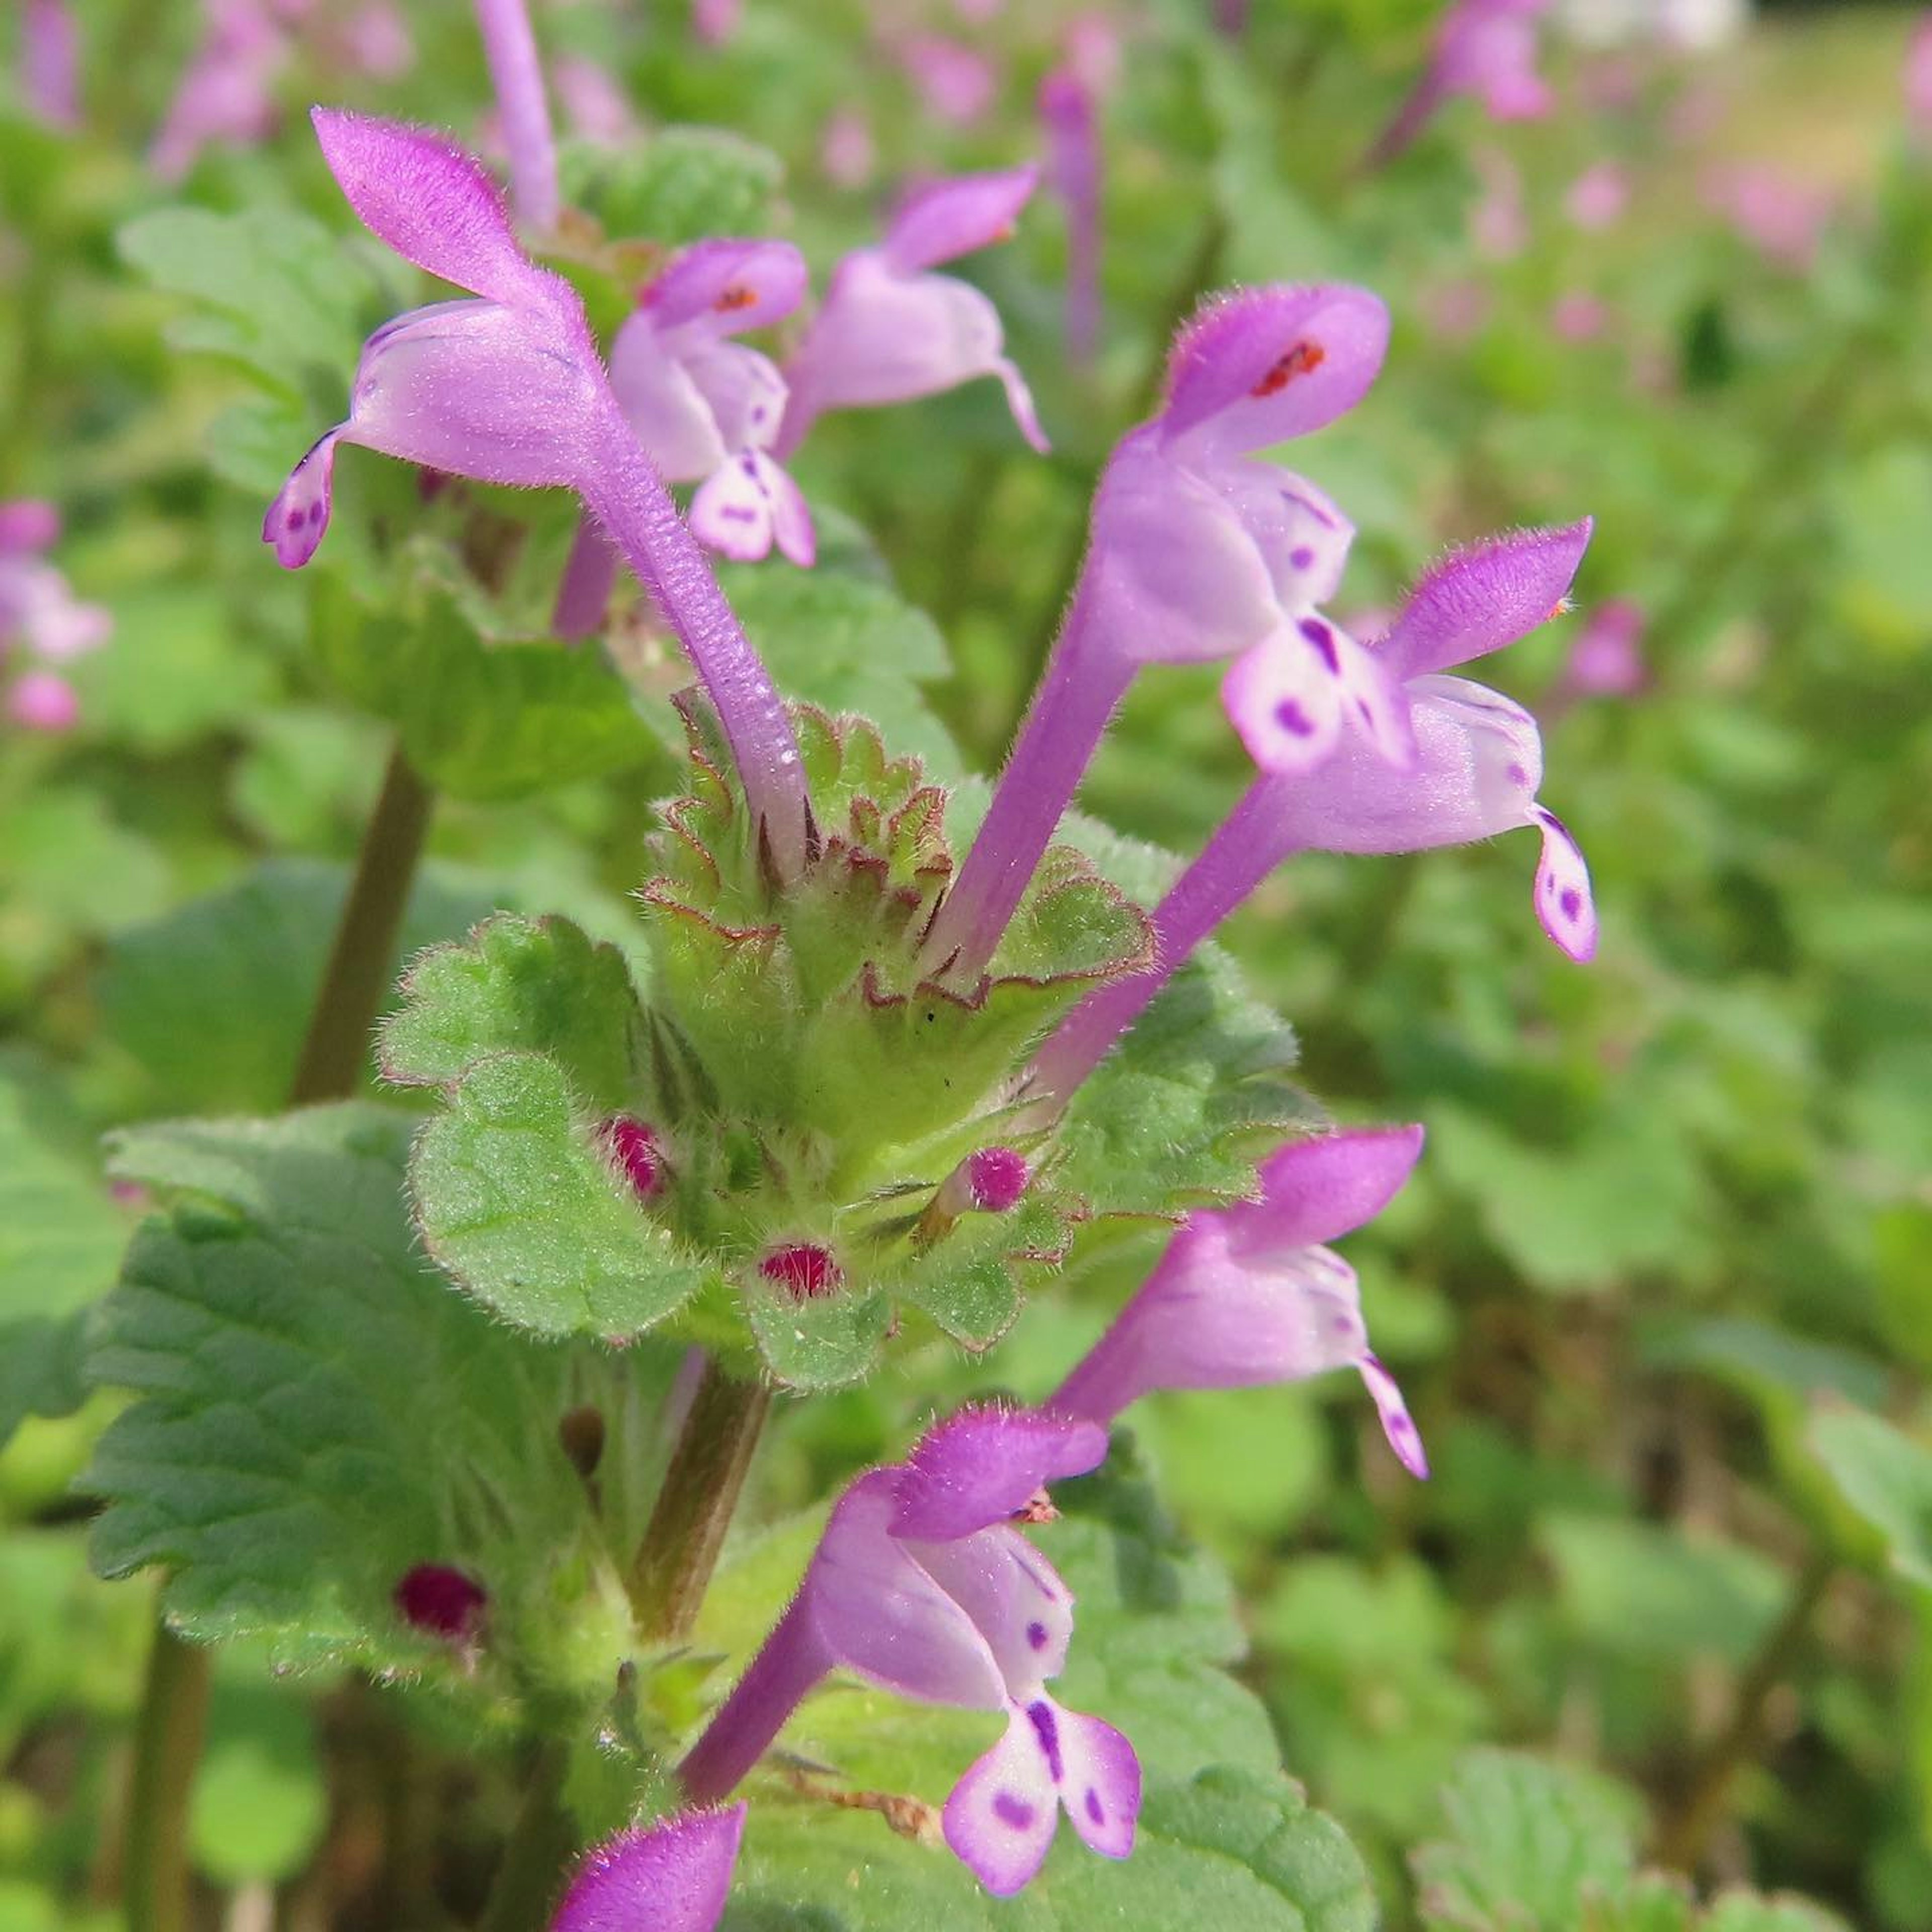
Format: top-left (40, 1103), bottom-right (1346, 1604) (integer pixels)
top-left (1054, 1129), bottom-right (1428, 1477)
top-left (554, 238), bottom-right (813, 635)
top-left (1038, 67), bottom-right (1102, 365)
top-left (679, 1407), bottom-right (1139, 1897)
top-left (261, 112), bottom-right (810, 868)
top-left (1371, 0), bottom-right (1554, 167)
top-left (149, 0), bottom-right (288, 183)
top-left (775, 168), bottom-right (1046, 460)
top-left (474, 0), bottom-right (558, 232)
top-left (923, 283), bottom-right (1391, 986)
top-left (1032, 522), bottom-right (1597, 1104)
top-left (550, 1806), bottom-right (746, 1932)
top-left (21, 0), bottom-right (81, 130)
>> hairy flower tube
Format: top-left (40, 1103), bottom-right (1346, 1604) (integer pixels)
top-left (549, 1806), bottom-right (746, 1932)
top-left (260, 110), bottom-right (811, 871)
top-left (1371, 0), bottom-right (1554, 166)
top-left (678, 1407), bottom-right (1140, 1896)
top-left (924, 282), bottom-right (1393, 986)
top-left (1030, 522), bottom-right (1598, 1105)
top-left (774, 167), bottom-right (1048, 459)
top-left (1054, 1128), bottom-right (1429, 1477)
top-left (554, 236), bottom-right (814, 635)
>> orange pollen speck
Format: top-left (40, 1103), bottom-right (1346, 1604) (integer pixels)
top-left (713, 285), bottom-right (758, 312)
top-left (1251, 339), bottom-right (1326, 398)
top-left (1013, 1488), bottom-right (1060, 1525)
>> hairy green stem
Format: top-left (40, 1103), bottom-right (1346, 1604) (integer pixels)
top-left (477, 1743), bottom-right (576, 1932)
top-left (1654, 1549), bottom-right (1834, 1874)
top-left (122, 738), bottom-right (438, 1932)
top-left (628, 1358), bottom-right (772, 1641)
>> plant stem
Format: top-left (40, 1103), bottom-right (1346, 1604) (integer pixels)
top-left (123, 738), bottom-right (438, 1932)
top-left (476, 1743), bottom-right (575, 1932)
top-left (289, 744), bottom-right (436, 1104)
top-left (628, 1358), bottom-right (771, 1641)
top-left (122, 1626), bottom-right (211, 1932)
top-left (1654, 1549), bottom-right (1835, 1874)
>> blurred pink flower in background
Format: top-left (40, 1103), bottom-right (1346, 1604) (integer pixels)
top-left (553, 52), bottom-right (635, 144)
top-left (21, 0), bottom-right (81, 129)
top-left (820, 107), bottom-right (875, 189)
top-left (1471, 145), bottom-right (1528, 259)
top-left (1906, 13), bottom-right (1932, 138)
top-left (1, 501), bottom-right (109, 736)
top-left (693, 0), bottom-right (742, 48)
top-left (1551, 291), bottom-right (1609, 341)
top-left (899, 33), bottom-right (998, 125)
top-left (1548, 597), bottom-right (1648, 716)
top-left (1701, 163), bottom-right (1834, 270)
top-left (1566, 160), bottom-right (1630, 229)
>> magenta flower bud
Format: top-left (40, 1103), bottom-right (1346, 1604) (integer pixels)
top-left (1054, 1128), bottom-right (1428, 1478)
top-left (1033, 522), bottom-right (1597, 1104)
top-left (925, 283), bottom-right (1392, 986)
top-left (758, 1243), bottom-right (842, 1300)
top-left (263, 112), bottom-right (810, 874)
top-left (960, 1147), bottom-right (1029, 1213)
top-left (776, 167), bottom-right (1046, 460)
top-left (680, 1407), bottom-right (1137, 1897)
top-left (394, 1562), bottom-right (488, 1640)
top-left (551, 1807), bottom-right (746, 1932)
top-left (599, 1115), bottom-right (666, 1200)
top-left (473, 0), bottom-right (558, 233)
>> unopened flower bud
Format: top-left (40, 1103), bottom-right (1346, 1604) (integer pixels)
top-left (393, 1563), bottom-right (487, 1641)
top-left (758, 1243), bottom-right (842, 1300)
top-left (599, 1115), bottom-right (666, 1200)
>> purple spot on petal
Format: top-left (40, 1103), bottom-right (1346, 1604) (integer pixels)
top-left (1026, 1620), bottom-right (1049, 1651)
top-left (1027, 1701), bottom-right (1064, 1783)
top-left (285, 505), bottom-right (305, 530)
top-left (1290, 545), bottom-right (1315, 571)
top-left (721, 507), bottom-right (757, 523)
top-left (740, 453), bottom-right (759, 478)
top-left (1085, 1789), bottom-right (1105, 1826)
top-left (1332, 1314), bottom-right (1354, 1334)
top-left (1560, 888), bottom-right (1582, 920)
top-left (1506, 763), bottom-right (1527, 785)
top-left (1275, 699), bottom-right (1316, 738)
top-left (1299, 617), bottom-right (1339, 672)
top-left (993, 1792), bottom-right (1035, 1830)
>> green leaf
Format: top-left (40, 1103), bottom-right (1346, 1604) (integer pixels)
top-left (189, 1682), bottom-right (327, 1885)
top-left (311, 558), bottom-right (661, 802)
top-left (97, 860), bottom-right (501, 1115)
top-left (380, 913), bottom-right (649, 1107)
top-left (896, 1196), bottom-right (1070, 1351)
top-left (1810, 1408), bottom-right (1932, 1591)
top-left (1413, 1749), bottom-right (1642, 1932)
top-left (86, 1106), bottom-right (677, 1673)
top-left (559, 126), bottom-right (784, 245)
top-left (723, 1766), bottom-right (1374, 1930)
top-left (745, 1280), bottom-right (893, 1392)
top-left (117, 205), bottom-right (373, 393)
top-left (412, 1054), bottom-right (708, 1339)
top-left (0, 1076), bottom-right (127, 1445)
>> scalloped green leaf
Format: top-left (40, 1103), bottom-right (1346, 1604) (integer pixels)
top-left (559, 126), bottom-right (783, 245)
top-left (412, 1054), bottom-right (708, 1339)
top-left (380, 913), bottom-right (649, 1107)
top-left (746, 1281), bottom-right (892, 1392)
top-left (1810, 1408), bottom-right (1932, 1591)
top-left (896, 1195), bottom-right (1071, 1349)
top-left (86, 1106), bottom-right (679, 1672)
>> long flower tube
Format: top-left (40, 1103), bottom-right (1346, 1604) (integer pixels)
top-left (1052, 1126), bottom-right (1429, 1476)
top-left (679, 1407), bottom-right (1139, 1897)
top-left (921, 283), bottom-right (1393, 987)
top-left (1027, 522), bottom-right (1598, 1107)
top-left (261, 112), bottom-right (809, 872)
top-left (473, 0), bottom-right (558, 232)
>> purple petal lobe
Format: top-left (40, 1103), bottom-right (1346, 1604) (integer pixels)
top-left (648, 237), bottom-right (810, 336)
top-left (1057, 1704), bottom-right (1140, 1860)
top-left (885, 165), bottom-right (1039, 274)
top-left (1377, 520), bottom-right (1592, 681)
top-left (1532, 806), bottom-right (1598, 961)
top-left (892, 1405), bottom-right (1107, 1541)
top-left (1235, 1126), bottom-right (1426, 1251)
top-left (1160, 284), bottom-right (1390, 456)
top-left (263, 433), bottom-right (339, 569)
top-left (549, 1806), bottom-right (746, 1932)
top-left (944, 1709), bottom-right (1059, 1895)
top-left (1359, 1353), bottom-right (1430, 1479)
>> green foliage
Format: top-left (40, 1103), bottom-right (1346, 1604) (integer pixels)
top-left (1810, 1411), bottom-right (1932, 1592)
top-left (559, 126), bottom-right (784, 245)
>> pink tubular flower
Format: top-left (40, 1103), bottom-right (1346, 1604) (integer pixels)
top-left (149, 0), bottom-right (288, 183)
top-left (550, 1807), bottom-right (746, 1932)
top-left (923, 283), bottom-right (1392, 986)
top-left (1054, 1128), bottom-right (1428, 1477)
top-left (473, 0), bottom-right (557, 232)
top-left (679, 1408), bottom-right (1139, 1897)
top-left (1038, 66), bottom-right (1102, 365)
top-left (554, 238), bottom-right (812, 635)
top-left (21, 0), bottom-right (81, 130)
top-left (1371, 0), bottom-right (1554, 167)
top-left (774, 168), bottom-right (1046, 460)
top-left (262, 111), bottom-right (809, 870)
top-left (1031, 522), bottom-right (1597, 1105)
